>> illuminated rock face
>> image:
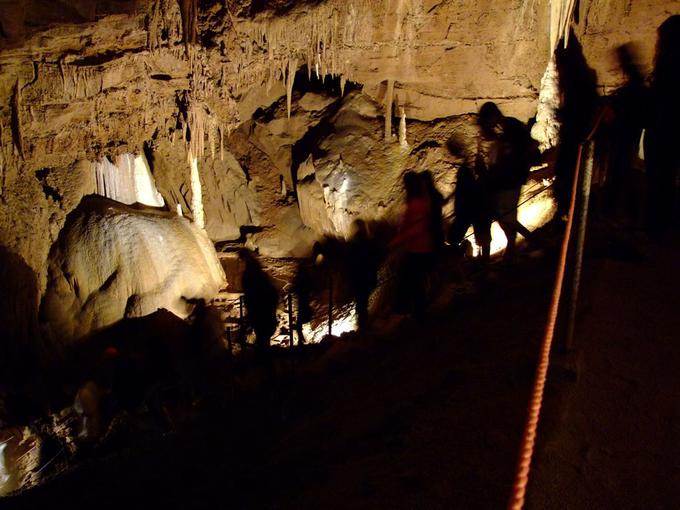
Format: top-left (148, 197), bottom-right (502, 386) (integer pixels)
top-left (94, 153), bottom-right (165, 207)
top-left (0, 0), bottom-right (675, 351)
top-left (41, 196), bottom-right (226, 344)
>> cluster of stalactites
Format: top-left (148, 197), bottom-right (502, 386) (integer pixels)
top-left (147, 0), bottom-right (184, 51)
top-left (239, 0), bottom-right (373, 117)
top-left (550, 0), bottom-right (578, 53)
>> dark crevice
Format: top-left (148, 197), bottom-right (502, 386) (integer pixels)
top-left (35, 169), bottom-right (63, 204)
top-left (411, 140), bottom-right (441, 154)
top-left (288, 68), bottom-right (361, 193)
top-left (64, 48), bottom-right (146, 67)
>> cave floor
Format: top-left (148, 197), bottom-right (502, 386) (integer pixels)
top-left (6, 222), bottom-right (680, 510)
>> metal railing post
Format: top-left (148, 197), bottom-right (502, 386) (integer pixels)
top-left (287, 293), bottom-right (294, 348)
top-left (328, 274), bottom-right (333, 337)
top-left (565, 139), bottom-right (594, 350)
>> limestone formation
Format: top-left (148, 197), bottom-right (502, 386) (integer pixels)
top-left (0, 0), bottom-right (673, 364)
top-left (41, 196), bottom-right (226, 344)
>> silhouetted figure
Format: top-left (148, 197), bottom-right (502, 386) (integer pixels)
top-left (446, 140), bottom-right (492, 262)
top-left (239, 249), bottom-right (279, 356)
top-left (554, 31), bottom-right (600, 217)
top-left (603, 44), bottom-right (647, 224)
top-left (478, 102), bottom-right (539, 261)
top-left (391, 171), bottom-right (435, 322)
top-left (346, 220), bottom-right (380, 330)
top-left (645, 15), bottom-right (680, 240)
top-left (420, 171), bottom-right (445, 251)
top-left (291, 242), bottom-right (324, 344)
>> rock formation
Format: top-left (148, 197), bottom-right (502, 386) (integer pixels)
top-left (40, 196), bottom-right (226, 344)
top-left (0, 0), bottom-right (675, 359)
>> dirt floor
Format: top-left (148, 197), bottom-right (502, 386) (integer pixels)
top-left (4, 221), bottom-right (679, 510)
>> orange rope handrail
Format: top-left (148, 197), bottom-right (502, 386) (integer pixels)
top-left (507, 142), bottom-right (584, 510)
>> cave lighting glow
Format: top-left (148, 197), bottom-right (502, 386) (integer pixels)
top-left (189, 154), bottom-right (205, 229)
top-left (302, 304), bottom-right (358, 344)
top-left (468, 180), bottom-right (556, 256)
top-left (0, 443), bottom-right (9, 495)
top-left (94, 154), bottom-right (164, 207)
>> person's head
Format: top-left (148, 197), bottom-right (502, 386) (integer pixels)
top-left (312, 241), bottom-right (325, 265)
top-left (420, 170), bottom-right (435, 190)
top-left (653, 15), bottom-right (680, 88)
top-left (403, 170), bottom-right (422, 200)
top-left (350, 219), bottom-right (369, 240)
top-left (478, 101), bottom-right (503, 138)
top-left (238, 248), bottom-right (260, 271)
top-left (616, 43), bottom-right (643, 84)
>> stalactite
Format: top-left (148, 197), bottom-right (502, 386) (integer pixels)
top-left (219, 125), bottom-right (224, 162)
top-left (10, 79), bottom-right (24, 159)
top-left (286, 58), bottom-right (297, 119)
top-left (550, 0), bottom-right (577, 53)
top-left (238, 0), bottom-right (373, 103)
top-left (180, 0), bottom-right (198, 46)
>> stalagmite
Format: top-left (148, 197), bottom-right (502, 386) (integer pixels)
top-left (531, 56), bottom-right (561, 151)
top-left (384, 79), bottom-right (394, 142)
top-left (399, 106), bottom-right (408, 147)
top-left (189, 152), bottom-right (205, 229)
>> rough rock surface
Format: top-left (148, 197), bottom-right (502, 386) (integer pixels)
top-left (41, 196), bottom-right (226, 344)
top-left (0, 0), bottom-right (675, 350)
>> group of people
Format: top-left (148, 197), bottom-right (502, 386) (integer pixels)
top-left (390, 102), bottom-right (540, 322)
top-left (238, 14), bottom-right (680, 352)
top-left (237, 101), bottom-right (541, 348)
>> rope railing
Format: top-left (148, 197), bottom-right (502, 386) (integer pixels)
top-left (507, 134), bottom-right (594, 508)
top-left (507, 106), bottom-right (606, 510)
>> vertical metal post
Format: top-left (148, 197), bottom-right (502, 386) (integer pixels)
top-left (328, 274), bottom-right (333, 337)
top-left (238, 295), bottom-right (244, 346)
top-left (565, 140), bottom-right (594, 351)
top-left (287, 293), bottom-right (294, 348)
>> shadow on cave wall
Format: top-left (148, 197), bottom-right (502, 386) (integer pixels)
top-left (0, 245), bottom-right (43, 410)
top-left (553, 29), bottom-right (599, 217)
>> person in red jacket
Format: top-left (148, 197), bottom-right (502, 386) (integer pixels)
top-left (391, 171), bottom-right (437, 322)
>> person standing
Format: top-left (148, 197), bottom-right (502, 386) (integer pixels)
top-left (238, 249), bottom-right (279, 356)
top-left (477, 102), bottom-right (539, 262)
top-left (391, 171), bottom-right (436, 322)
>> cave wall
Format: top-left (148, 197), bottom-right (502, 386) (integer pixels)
top-left (0, 0), bottom-right (677, 349)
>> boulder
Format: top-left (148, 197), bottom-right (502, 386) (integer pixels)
top-left (41, 195), bottom-right (226, 344)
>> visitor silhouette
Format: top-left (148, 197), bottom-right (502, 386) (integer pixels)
top-left (477, 102), bottom-right (539, 262)
top-left (346, 219), bottom-right (381, 331)
top-left (554, 30), bottom-right (599, 218)
top-left (446, 140), bottom-right (492, 262)
top-left (391, 171), bottom-right (436, 322)
top-left (602, 43), bottom-right (647, 224)
top-left (420, 170), bottom-right (446, 252)
top-left (291, 242), bottom-right (325, 344)
top-left (238, 249), bottom-right (279, 356)
top-left (644, 15), bottom-right (680, 240)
